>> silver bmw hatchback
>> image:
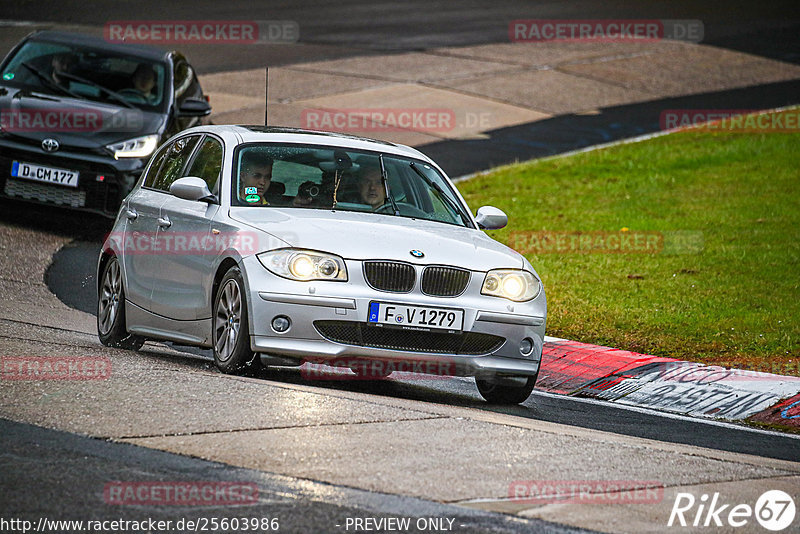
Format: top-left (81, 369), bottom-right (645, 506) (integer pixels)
top-left (97, 126), bottom-right (546, 404)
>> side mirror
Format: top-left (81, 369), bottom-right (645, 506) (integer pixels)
top-left (170, 176), bottom-right (215, 203)
top-left (176, 97), bottom-right (211, 117)
top-left (475, 206), bottom-right (508, 230)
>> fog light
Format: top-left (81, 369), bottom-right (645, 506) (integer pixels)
top-left (520, 338), bottom-right (533, 356)
top-left (272, 315), bottom-right (291, 333)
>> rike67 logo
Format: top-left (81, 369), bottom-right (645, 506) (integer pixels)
top-left (668, 490), bottom-right (796, 531)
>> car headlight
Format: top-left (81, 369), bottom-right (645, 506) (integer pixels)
top-left (481, 269), bottom-right (540, 302)
top-left (257, 249), bottom-right (347, 281)
top-left (106, 135), bottom-right (158, 159)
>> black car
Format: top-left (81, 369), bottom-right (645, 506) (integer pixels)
top-left (0, 31), bottom-right (211, 216)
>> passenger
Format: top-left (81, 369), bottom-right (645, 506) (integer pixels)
top-left (238, 152), bottom-right (273, 205)
top-left (292, 180), bottom-right (323, 207)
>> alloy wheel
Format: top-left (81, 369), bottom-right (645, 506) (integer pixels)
top-left (98, 259), bottom-right (122, 336)
top-left (214, 279), bottom-right (242, 362)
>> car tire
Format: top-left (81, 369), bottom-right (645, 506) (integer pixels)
top-left (213, 266), bottom-right (261, 375)
top-left (97, 256), bottom-right (145, 350)
top-left (475, 374), bottom-right (537, 404)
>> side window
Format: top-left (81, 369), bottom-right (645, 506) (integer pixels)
top-left (185, 137), bottom-right (223, 194)
top-left (142, 142), bottom-right (171, 188)
top-left (150, 135), bottom-right (200, 192)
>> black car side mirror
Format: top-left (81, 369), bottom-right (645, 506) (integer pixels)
top-left (177, 97), bottom-right (211, 117)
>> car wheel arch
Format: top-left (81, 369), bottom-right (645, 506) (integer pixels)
top-left (211, 257), bottom-right (241, 308)
top-left (97, 249), bottom-right (116, 296)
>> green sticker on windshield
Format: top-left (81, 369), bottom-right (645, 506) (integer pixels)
top-left (245, 194), bottom-right (261, 203)
top-left (2, 73), bottom-right (14, 80)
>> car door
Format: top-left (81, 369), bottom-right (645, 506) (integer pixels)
top-left (119, 141), bottom-right (172, 311)
top-left (149, 134), bottom-right (222, 321)
top-left (128, 134), bottom-right (202, 312)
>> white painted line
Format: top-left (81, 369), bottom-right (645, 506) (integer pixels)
top-left (529, 388), bottom-right (800, 441)
top-left (0, 20), bottom-right (39, 27)
top-left (453, 130), bottom-right (674, 183)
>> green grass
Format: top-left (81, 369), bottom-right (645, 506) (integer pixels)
top-left (458, 109), bottom-right (800, 372)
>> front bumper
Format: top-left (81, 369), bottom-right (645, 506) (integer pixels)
top-left (0, 136), bottom-right (145, 216)
top-left (241, 255), bottom-right (546, 378)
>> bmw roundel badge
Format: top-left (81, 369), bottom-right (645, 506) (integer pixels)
top-left (409, 250), bottom-right (424, 258)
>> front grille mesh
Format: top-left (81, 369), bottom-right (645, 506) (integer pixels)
top-left (363, 261), bottom-right (416, 292)
top-left (4, 178), bottom-right (86, 208)
top-left (314, 320), bottom-right (505, 355)
top-left (422, 266), bottom-right (471, 297)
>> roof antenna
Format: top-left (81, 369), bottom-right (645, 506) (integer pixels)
top-left (264, 67), bottom-right (269, 127)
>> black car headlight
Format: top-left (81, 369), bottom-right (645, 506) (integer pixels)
top-left (106, 135), bottom-right (158, 159)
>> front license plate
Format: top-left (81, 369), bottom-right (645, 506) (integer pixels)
top-left (11, 161), bottom-right (79, 188)
top-left (368, 302), bottom-right (464, 332)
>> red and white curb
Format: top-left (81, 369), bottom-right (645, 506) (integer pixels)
top-left (539, 336), bottom-right (800, 429)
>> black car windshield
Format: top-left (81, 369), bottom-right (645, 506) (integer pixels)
top-left (1, 39), bottom-right (167, 111)
top-left (231, 143), bottom-right (473, 228)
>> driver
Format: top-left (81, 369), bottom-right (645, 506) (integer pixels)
top-left (49, 52), bottom-right (76, 88)
top-left (357, 164), bottom-right (387, 210)
top-left (127, 63), bottom-right (157, 103)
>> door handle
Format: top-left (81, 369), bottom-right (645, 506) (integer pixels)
top-left (157, 216), bottom-right (172, 229)
top-left (125, 209), bottom-right (138, 221)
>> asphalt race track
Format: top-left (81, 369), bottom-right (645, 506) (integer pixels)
top-left (2, 418), bottom-right (590, 534)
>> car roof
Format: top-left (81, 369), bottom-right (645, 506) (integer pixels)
top-left (190, 125), bottom-right (436, 163)
top-left (28, 31), bottom-right (170, 62)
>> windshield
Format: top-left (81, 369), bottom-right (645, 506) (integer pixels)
top-left (1, 39), bottom-right (167, 111)
top-left (231, 143), bottom-right (473, 228)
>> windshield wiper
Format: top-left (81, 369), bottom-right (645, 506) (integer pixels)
top-left (20, 62), bottom-right (80, 99)
top-left (409, 162), bottom-right (471, 227)
top-left (55, 71), bottom-right (137, 109)
top-left (379, 154), bottom-right (400, 216)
